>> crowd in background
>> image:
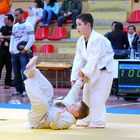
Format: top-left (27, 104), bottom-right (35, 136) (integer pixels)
top-left (0, 0), bottom-right (83, 96)
top-left (0, 0), bottom-right (140, 96)
top-left (104, 21), bottom-right (140, 59)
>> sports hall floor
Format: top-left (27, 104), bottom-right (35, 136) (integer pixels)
top-left (0, 86), bottom-right (140, 140)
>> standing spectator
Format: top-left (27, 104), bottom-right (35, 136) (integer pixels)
top-left (127, 25), bottom-right (139, 51)
top-left (71, 13), bottom-right (114, 128)
top-left (105, 22), bottom-right (129, 59)
top-left (57, 0), bottom-right (82, 29)
top-left (0, 14), bottom-right (14, 89)
top-left (40, 0), bottom-right (59, 27)
top-left (9, 8), bottom-right (35, 97)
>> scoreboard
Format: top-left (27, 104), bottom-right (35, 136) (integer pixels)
top-left (117, 60), bottom-right (140, 97)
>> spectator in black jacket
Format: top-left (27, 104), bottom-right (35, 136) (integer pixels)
top-left (57, 0), bottom-right (82, 29)
top-left (105, 22), bottom-right (129, 59)
top-left (104, 21), bottom-right (117, 38)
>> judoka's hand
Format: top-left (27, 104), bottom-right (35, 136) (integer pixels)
top-left (79, 71), bottom-right (89, 83)
top-left (79, 71), bottom-right (84, 78)
top-left (83, 75), bottom-right (89, 83)
top-left (26, 70), bottom-right (35, 78)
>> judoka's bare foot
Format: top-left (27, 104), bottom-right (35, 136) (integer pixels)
top-left (26, 56), bottom-right (39, 69)
top-left (87, 122), bottom-right (105, 129)
top-left (26, 70), bottom-right (36, 78)
top-left (76, 117), bottom-right (90, 127)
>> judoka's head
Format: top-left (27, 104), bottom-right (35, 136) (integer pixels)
top-left (76, 13), bottom-right (93, 37)
top-left (67, 101), bottom-right (89, 119)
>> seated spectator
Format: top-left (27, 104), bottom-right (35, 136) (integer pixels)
top-left (40, 0), bottom-right (59, 27)
top-left (127, 25), bottom-right (139, 51)
top-left (26, 0), bottom-right (44, 27)
top-left (105, 22), bottom-right (129, 59)
top-left (57, 0), bottom-right (82, 29)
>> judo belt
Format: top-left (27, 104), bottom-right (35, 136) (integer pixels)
top-left (100, 67), bottom-right (106, 70)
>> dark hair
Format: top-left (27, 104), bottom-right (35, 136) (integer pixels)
top-left (111, 21), bottom-right (117, 27)
top-left (76, 101), bottom-right (89, 120)
top-left (48, 0), bottom-right (57, 7)
top-left (76, 13), bottom-right (94, 29)
top-left (114, 22), bottom-right (123, 31)
top-left (34, 0), bottom-right (44, 8)
top-left (128, 25), bottom-right (136, 31)
top-left (5, 14), bottom-right (14, 23)
top-left (15, 8), bottom-right (24, 14)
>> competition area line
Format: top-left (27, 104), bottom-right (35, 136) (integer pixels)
top-left (0, 103), bottom-right (140, 114)
top-left (107, 102), bottom-right (140, 108)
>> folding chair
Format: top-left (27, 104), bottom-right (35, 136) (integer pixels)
top-left (39, 44), bottom-right (55, 53)
top-left (47, 26), bottom-right (67, 40)
top-left (23, 11), bottom-right (29, 20)
top-left (32, 44), bottom-right (37, 53)
top-left (35, 26), bottom-right (50, 40)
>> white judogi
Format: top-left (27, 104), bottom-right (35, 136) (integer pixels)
top-left (62, 78), bottom-right (83, 106)
top-left (24, 68), bottom-right (76, 129)
top-left (71, 30), bottom-right (115, 127)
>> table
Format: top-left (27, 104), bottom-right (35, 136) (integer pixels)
top-left (36, 62), bottom-right (72, 88)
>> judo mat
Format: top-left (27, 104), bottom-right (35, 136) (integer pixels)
top-left (0, 104), bottom-right (140, 140)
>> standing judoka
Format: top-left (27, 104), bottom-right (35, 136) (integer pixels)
top-left (24, 56), bottom-right (89, 130)
top-left (71, 13), bottom-right (115, 128)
